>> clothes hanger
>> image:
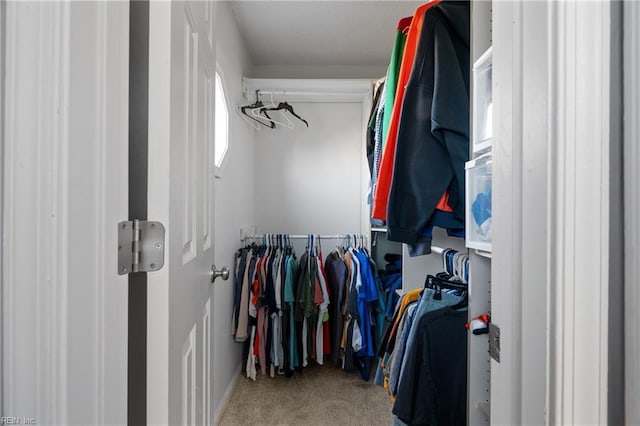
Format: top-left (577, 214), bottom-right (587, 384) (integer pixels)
top-left (251, 91), bottom-right (295, 129)
top-left (265, 234), bottom-right (271, 256)
top-left (424, 274), bottom-right (468, 291)
top-left (236, 105), bottom-right (261, 130)
top-left (240, 90), bottom-right (275, 129)
top-left (441, 249), bottom-right (450, 273)
top-left (425, 274), bottom-right (468, 301)
top-left (264, 100), bottom-right (309, 127)
top-left (447, 250), bottom-right (456, 276)
top-left (312, 234), bottom-right (317, 257)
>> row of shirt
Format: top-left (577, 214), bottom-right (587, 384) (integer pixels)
top-left (374, 270), bottom-right (469, 426)
top-left (367, 0), bottom-right (471, 256)
top-left (231, 241), bottom-right (387, 380)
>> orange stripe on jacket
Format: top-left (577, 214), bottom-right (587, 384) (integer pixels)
top-left (371, 0), bottom-right (445, 221)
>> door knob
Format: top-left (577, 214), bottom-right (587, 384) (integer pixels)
top-left (210, 265), bottom-right (229, 283)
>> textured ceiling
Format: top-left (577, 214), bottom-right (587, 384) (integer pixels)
top-left (228, 1), bottom-right (423, 67)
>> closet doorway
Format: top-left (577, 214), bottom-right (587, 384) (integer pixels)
top-left (215, 1), bottom-right (475, 425)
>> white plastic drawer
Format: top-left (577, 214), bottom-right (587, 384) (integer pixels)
top-left (473, 47), bottom-right (492, 155)
top-left (465, 154), bottom-right (492, 252)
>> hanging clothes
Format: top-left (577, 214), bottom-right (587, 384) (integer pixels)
top-left (392, 306), bottom-right (468, 425)
top-left (373, 250), bottom-right (469, 425)
top-left (382, 16), bottom-right (413, 150)
top-left (386, 1), bottom-right (471, 254)
top-left (371, 0), bottom-right (442, 223)
top-left (234, 235), bottom-right (384, 382)
top-left (325, 250), bottom-right (347, 366)
top-left (367, 78), bottom-right (385, 179)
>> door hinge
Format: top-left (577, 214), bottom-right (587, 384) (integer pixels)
top-left (118, 220), bottom-right (165, 275)
top-left (489, 323), bottom-right (500, 363)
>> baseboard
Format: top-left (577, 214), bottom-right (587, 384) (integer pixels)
top-left (214, 363), bottom-right (242, 425)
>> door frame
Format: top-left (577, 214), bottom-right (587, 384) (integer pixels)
top-left (492, 1), bottom-right (623, 424)
top-left (128, 1), bottom-right (150, 424)
top-left (0, 0), bottom-right (6, 413)
top-left (624, 1), bottom-right (640, 423)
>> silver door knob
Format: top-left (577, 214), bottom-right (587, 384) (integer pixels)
top-left (210, 265), bottom-right (229, 283)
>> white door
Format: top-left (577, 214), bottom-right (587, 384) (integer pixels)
top-left (2, 2), bottom-right (129, 424)
top-left (147, 1), bottom-right (217, 425)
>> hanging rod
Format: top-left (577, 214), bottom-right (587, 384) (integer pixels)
top-left (242, 78), bottom-right (372, 103)
top-left (253, 89), bottom-right (353, 98)
top-left (241, 234), bottom-right (367, 242)
top-left (431, 246), bottom-right (445, 255)
top-left (240, 234), bottom-right (369, 245)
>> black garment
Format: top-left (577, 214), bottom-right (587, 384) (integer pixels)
top-left (265, 253), bottom-right (278, 312)
top-left (294, 252), bottom-right (308, 323)
top-left (232, 249), bottom-right (246, 339)
top-left (324, 252), bottom-right (347, 366)
top-left (369, 258), bottom-right (385, 352)
top-left (343, 256), bottom-right (360, 372)
top-left (294, 252), bottom-right (308, 368)
top-left (280, 255), bottom-right (291, 375)
top-left (392, 307), bottom-right (468, 426)
top-left (265, 254), bottom-right (278, 367)
top-left (387, 1), bottom-right (470, 247)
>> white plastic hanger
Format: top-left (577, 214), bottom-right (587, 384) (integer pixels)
top-left (236, 105), bottom-right (261, 130)
top-left (250, 91), bottom-right (295, 129)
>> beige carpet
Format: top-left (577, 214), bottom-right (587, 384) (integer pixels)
top-left (218, 363), bottom-right (394, 426)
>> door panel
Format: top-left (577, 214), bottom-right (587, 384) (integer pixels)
top-left (147, 1), bottom-right (216, 424)
top-left (2, 2), bottom-right (129, 424)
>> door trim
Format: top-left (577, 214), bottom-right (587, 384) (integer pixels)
top-left (492, 1), bottom-right (623, 423)
top-left (146, 2), bottom-right (172, 423)
top-left (128, 1), bottom-right (150, 424)
top-left (0, 0), bottom-right (6, 413)
top-left (624, 1), bottom-right (640, 423)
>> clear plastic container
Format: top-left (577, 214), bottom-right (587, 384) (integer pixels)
top-left (473, 47), bottom-right (492, 155)
top-left (465, 153), bottom-right (492, 252)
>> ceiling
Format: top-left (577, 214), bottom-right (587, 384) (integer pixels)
top-left (228, 1), bottom-right (423, 67)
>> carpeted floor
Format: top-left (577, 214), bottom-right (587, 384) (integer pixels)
top-left (218, 363), bottom-right (394, 426)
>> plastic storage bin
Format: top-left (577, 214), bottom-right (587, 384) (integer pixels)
top-left (473, 47), bottom-right (492, 155)
top-left (465, 153), bottom-right (492, 252)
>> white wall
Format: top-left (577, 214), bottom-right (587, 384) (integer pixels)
top-left (401, 228), bottom-right (467, 292)
top-left (212, 2), bottom-right (256, 422)
top-left (254, 102), bottom-right (364, 238)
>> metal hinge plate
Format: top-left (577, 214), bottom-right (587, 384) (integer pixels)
top-left (117, 220), bottom-right (165, 275)
top-left (489, 323), bottom-right (500, 363)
